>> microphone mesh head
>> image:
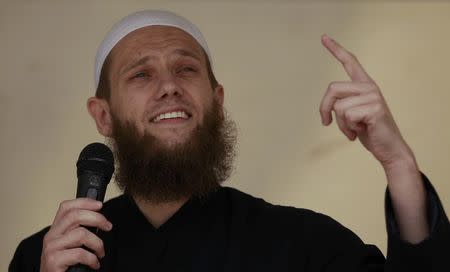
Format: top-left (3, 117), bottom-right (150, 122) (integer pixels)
top-left (76, 143), bottom-right (115, 180)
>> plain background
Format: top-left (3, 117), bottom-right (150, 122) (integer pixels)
top-left (2, 0), bottom-right (450, 269)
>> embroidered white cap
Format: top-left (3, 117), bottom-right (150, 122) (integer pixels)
top-left (94, 10), bottom-right (212, 89)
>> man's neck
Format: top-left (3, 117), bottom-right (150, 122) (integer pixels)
top-left (133, 196), bottom-right (190, 229)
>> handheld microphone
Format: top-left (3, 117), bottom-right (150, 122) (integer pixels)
top-left (67, 143), bottom-right (114, 272)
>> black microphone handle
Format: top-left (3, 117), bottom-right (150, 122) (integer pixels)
top-left (67, 172), bottom-right (109, 272)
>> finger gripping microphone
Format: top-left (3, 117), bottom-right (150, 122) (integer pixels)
top-left (67, 143), bottom-right (115, 272)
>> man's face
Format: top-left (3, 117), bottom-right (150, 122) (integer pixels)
top-left (107, 25), bottom-right (222, 147)
top-left (89, 25), bottom-right (235, 203)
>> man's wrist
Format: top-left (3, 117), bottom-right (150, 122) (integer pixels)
top-left (382, 148), bottom-right (429, 243)
top-left (381, 144), bottom-right (419, 181)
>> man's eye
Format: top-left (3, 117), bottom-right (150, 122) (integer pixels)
top-left (178, 66), bottom-right (196, 73)
top-left (133, 72), bottom-right (149, 79)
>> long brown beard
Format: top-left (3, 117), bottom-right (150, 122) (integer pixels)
top-left (109, 101), bottom-right (237, 204)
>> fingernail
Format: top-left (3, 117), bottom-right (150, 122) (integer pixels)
top-left (96, 201), bottom-right (103, 208)
top-left (107, 222), bottom-right (113, 230)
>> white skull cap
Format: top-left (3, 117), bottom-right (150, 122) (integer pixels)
top-left (94, 10), bottom-right (212, 89)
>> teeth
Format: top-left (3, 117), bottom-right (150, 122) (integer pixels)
top-left (153, 111), bottom-right (189, 122)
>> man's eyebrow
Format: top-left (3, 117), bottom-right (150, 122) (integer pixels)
top-left (120, 56), bottom-right (152, 76)
top-left (119, 49), bottom-right (202, 76)
top-left (173, 48), bottom-right (202, 62)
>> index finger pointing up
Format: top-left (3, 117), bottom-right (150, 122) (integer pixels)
top-left (321, 34), bottom-right (372, 82)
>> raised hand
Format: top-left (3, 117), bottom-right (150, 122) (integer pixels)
top-left (319, 34), bottom-right (428, 243)
top-left (320, 34), bottom-right (413, 168)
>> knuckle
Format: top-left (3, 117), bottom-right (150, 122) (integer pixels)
top-left (45, 252), bottom-right (58, 268)
top-left (82, 197), bottom-right (96, 206)
top-left (42, 239), bottom-right (55, 254)
top-left (97, 214), bottom-right (108, 226)
top-left (69, 209), bottom-right (82, 222)
top-left (59, 200), bottom-right (70, 212)
top-left (339, 125), bottom-right (349, 135)
top-left (76, 227), bottom-right (88, 239)
top-left (80, 250), bottom-right (98, 266)
top-left (336, 117), bottom-right (346, 128)
top-left (343, 62), bottom-right (353, 73)
top-left (373, 96), bottom-right (382, 105)
top-left (84, 229), bottom-right (103, 254)
top-left (373, 103), bottom-right (383, 113)
top-left (73, 248), bottom-right (85, 260)
top-left (66, 210), bottom-right (76, 223)
top-left (347, 51), bottom-right (357, 61)
top-left (344, 110), bottom-right (354, 122)
top-left (336, 50), bottom-right (346, 61)
top-left (367, 82), bottom-right (377, 91)
top-left (94, 238), bottom-right (105, 256)
top-left (97, 237), bottom-right (104, 251)
top-left (42, 243), bottom-right (50, 254)
top-left (367, 92), bottom-right (378, 101)
top-left (372, 105), bottom-right (384, 121)
top-left (43, 233), bottom-right (51, 245)
top-left (333, 102), bottom-right (343, 115)
top-left (327, 82), bottom-right (336, 90)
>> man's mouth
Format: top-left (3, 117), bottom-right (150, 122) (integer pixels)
top-left (152, 111), bottom-right (191, 123)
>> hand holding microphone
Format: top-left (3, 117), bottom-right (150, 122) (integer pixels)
top-left (40, 143), bottom-right (114, 272)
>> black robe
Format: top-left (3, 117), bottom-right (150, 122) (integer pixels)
top-left (9, 174), bottom-right (450, 271)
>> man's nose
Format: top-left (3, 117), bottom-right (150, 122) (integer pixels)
top-left (156, 72), bottom-right (183, 100)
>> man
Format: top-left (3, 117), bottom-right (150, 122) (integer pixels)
top-left (9, 10), bottom-right (449, 271)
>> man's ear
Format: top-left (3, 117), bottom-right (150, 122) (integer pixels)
top-left (87, 97), bottom-right (113, 137)
top-left (214, 84), bottom-right (224, 106)
top-left (213, 84), bottom-right (225, 119)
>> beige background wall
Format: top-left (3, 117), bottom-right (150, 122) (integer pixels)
top-left (2, 0), bottom-right (450, 269)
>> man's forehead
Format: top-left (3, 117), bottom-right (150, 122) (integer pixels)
top-left (109, 26), bottom-right (206, 76)
top-left (113, 26), bottom-right (204, 57)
